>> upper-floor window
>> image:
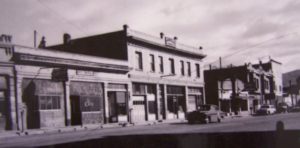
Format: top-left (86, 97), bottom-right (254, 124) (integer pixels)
top-left (159, 56), bottom-right (164, 73)
top-left (264, 80), bottom-right (269, 90)
top-left (196, 64), bottom-right (200, 78)
top-left (169, 58), bottom-right (175, 74)
top-left (135, 51), bottom-right (143, 70)
top-left (254, 78), bottom-right (259, 89)
top-left (187, 62), bottom-right (191, 76)
top-left (150, 54), bottom-right (155, 72)
top-left (180, 60), bottom-right (185, 76)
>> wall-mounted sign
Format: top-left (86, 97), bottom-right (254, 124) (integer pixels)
top-left (165, 37), bottom-right (176, 48)
top-left (76, 70), bottom-right (94, 76)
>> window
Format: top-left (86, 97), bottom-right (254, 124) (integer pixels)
top-left (264, 80), bottom-right (269, 90)
top-left (80, 96), bottom-right (101, 112)
top-left (116, 92), bottom-right (127, 115)
top-left (148, 101), bottom-right (156, 114)
top-left (39, 96), bottom-right (61, 110)
top-left (135, 51), bottom-right (143, 70)
top-left (150, 54), bottom-right (155, 72)
top-left (133, 83), bottom-right (146, 95)
top-left (187, 62), bottom-right (191, 76)
top-left (254, 78), bottom-right (259, 89)
top-left (169, 58), bottom-right (175, 74)
top-left (159, 56), bottom-right (164, 73)
top-left (147, 85), bottom-right (156, 94)
top-left (180, 60), bottom-right (185, 76)
top-left (196, 64), bottom-right (200, 78)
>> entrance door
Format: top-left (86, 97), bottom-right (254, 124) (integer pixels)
top-left (108, 92), bottom-right (117, 123)
top-left (167, 96), bottom-right (178, 119)
top-left (131, 96), bottom-right (146, 123)
top-left (70, 96), bottom-right (82, 125)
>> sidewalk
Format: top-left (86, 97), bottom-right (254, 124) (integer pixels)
top-left (0, 119), bottom-right (186, 139)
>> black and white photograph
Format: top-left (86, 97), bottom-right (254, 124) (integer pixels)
top-left (1, 0), bottom-right (300, 147)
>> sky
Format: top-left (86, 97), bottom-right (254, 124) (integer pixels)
top-left (1, 0), bottom-right (300, 73)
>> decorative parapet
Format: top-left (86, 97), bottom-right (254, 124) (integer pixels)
top-left (126, 29), bottom-right (204, 56)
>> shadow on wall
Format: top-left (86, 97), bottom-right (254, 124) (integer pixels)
top-left (22, 81), bottom-right (40, 129)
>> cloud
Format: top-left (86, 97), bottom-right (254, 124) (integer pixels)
top-left (1, 0), bottom-right (300, 73)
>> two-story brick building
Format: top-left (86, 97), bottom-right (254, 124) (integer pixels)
top-left (204, 59), bottom-right (282, 115)
top-left (48, 25), bottom-right (206, 123)
top-left (0, 25), bottom-right (206, 131)
top-left (0, 34), bottom-right (130, 131)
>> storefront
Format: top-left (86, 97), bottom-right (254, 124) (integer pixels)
top-left (69, 81), bottom-right (104, 125)
top-left (131, 83), bottom-right (157, 123)
top-left (107, 83), bottom-right (128, 123)
top-left (166, 85), bottom-right (186, 119)
top-left (22, 79), bottom-right (65, 129)
top-left (187, 87), bottom-right (203, 112)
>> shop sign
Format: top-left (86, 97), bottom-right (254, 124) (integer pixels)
top-left (76, 70), bottom-right (94, 76)
top-left (165, 37), bottom-right (176, 48)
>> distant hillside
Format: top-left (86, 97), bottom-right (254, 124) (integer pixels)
top-left (283, 69), bottom-right (300, 87)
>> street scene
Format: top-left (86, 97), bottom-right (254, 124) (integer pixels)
top-left (1, 0), bottom-right (300, 148)
top-left (0, 112), bottom-right (300, 147)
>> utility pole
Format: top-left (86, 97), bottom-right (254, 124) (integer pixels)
top-left (34, 30), bottom-right (37, 48)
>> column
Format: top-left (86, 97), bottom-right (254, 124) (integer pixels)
top-left (15, 76), bottom-right (25, 131)
top-left (103, 82), bottom-right (109, 124)
top-left (64, 81), bottom-right (71, 126)
top-left (163, 84), bottom-right (168, 120)
top-left (127, 82), bottom-right (132, 124)
top-left (156, 84), bottom-right (161, 120)
top-left (184, 86), bottom-right (189, 113)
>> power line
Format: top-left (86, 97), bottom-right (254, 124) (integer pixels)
top-left (36, 0), bottom-right (88, 36)
top-left (203, 31), bottom-right (299, 68)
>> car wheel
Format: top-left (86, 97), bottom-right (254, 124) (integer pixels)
top-left (188, 120), bottom-right (194, 124)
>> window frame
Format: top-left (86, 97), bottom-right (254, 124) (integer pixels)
top-left (187, 62), bottom-right (191, 77)
top-left (159, 56), bottom-right (164, 73)
top-left (180, 60), bottom-right (185, 76)
top-left (169, 58), bottom-right (175, 75)
top-left (196, 63), bottom-right (200, 78)
top-left (39, 95), bottom-right (61, 110)
top-left (150, 54), bottom-right (155, 72)
top-left (135, 51), bottom-right (143, 70)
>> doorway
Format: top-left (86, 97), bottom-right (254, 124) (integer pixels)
top-left (70, 96), bottom-right (81, 125)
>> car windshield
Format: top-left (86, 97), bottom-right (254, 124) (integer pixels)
top-left (198, 105), bottom-right (211, 111)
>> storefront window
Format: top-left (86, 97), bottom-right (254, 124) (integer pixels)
top-left (116, 92), bottom-right (127, 115)
top-left (80, 96), bottom-right (100, 112)
top-left (39, 96), bottom-right (61, 110)
top-left (148, 101), bottom-right (156, 114)
top-left (133, 83), bottom-right (146, 95)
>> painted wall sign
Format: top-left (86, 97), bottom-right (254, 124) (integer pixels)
top-left (165, 37), bottom-right (176, 48)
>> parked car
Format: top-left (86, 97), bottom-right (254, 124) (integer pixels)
top-left (276, 102), bottom-right (291, 113)
top-left (256, 104), bottom-right (276, 115)
top-left (186, 104), bottom-right (222, 124)
top-left (290, 106), bottom-right (300, 112)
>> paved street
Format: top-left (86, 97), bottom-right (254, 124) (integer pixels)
top-left (1, 112), bottom-right (300, 147)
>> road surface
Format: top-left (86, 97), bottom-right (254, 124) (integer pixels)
top-left (1, 112), bottom-right (300, 147)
